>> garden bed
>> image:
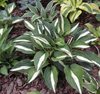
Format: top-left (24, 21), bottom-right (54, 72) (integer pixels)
top-left (0, 0), bottom-right (100, 94)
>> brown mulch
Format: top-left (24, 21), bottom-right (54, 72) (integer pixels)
top-left (0, 72), bottom-right (89, 94)
top-left (0, 66), bottom-right (99, 94)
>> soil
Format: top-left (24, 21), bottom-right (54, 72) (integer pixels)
top-left (0, 66), bottom-right (99, 94)
top-left (0, 0), bottom-right (100, 94)
top-left (0, 72), bottom-right (88, 94)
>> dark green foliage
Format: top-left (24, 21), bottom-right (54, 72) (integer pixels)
top-left (86, 23), bottom-right (100, 45)
top-left (17, 0), bottom-right (40, 10)
top-left (23, 0), bottom-right (57, 23)
top-left (11, 6), bottom-right (100, 93)
top-left (0, 3), bottom-right (23, 27)
top-left (0, 25), bottom-right (14, 75)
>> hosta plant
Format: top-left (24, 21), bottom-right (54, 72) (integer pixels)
top-left (96, 14), bottom-right (100, 21)
top-left (11, 14), bottom-right (100, 94)
top-left (93, 0), bottom-right (100, 22)
top-left (0, 3), bottom-right (23, 27)
top-left (0, 25), bottom-right (14, 75)
top-left (0, 0), bottom-right (7, 7)
top-left (23, 0), bottom-right (57, 23)
top-left (92, 0), bottom-right (100, 6)
top-left (54, 0), bottom-right (100, 23)
top-left (86, 23), bottom-right (100, 45)
top-left (17, 0), bottom-right (38, 10)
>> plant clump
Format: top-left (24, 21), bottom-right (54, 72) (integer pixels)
top-left (0, 0), bottom-right (100, 94)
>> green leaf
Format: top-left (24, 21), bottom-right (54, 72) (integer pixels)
top-left (28, 67), bottom-right (40, 83)
top-left (85, 23), bottom-right (96, 34)
top-left (71, 64), bottom-right (84, 84)
top-left (76, 0), bottom-right (82, 7)
top-left (14, 32), bottom-right (31, 43)
top-left (70, 0), bottom-right (76, 6)
top-left (23, 11), bottom-right (33, 17)
top-left (96, 89), bottom-right (100, 94)
top-left (40, 7), bottom-right (46, 18)
top-left (6, 3), bottom-right (16, 14)
top-left (0, 66), bottom-right (8, 75)
top-left (12, 17), bottom-right (23, 24)
top-left (59, 44), bottom-right (72, 57)
top-left (34, 51), bottom-right (49, 70)
top-left (45, 1), bottom-right (53, 12)
top-left (27, 4), bottom-right (38, 14)
top-left (69, 10), bottom-right (82, 23)
top-left (11, 59), bottom-right (32, 71)
top-left (71, 23), bottom-right (79, 32)
top-left (15, 42), bottom-right (34, 54)
top-left (24, 20), bottom-right (35, 31)
top-left (28, 70), bottom-right (40, 83)
top-left (60, 15), bottom-right (71, 35)
top-left (31, 35), bottom-right (51, 48)
top-left (52, 51), bottom-right (67, 61)
top-left (64, 64), bottom-right (83, 94)
top-left (83, 72), bottom-right (98, 93)
top-left (27, 90), bottom-right (40, 94)
top-left (43, 66), bottom-right (58, 93)
top-left (55, 37), bottom-right (65, 46)
top-left (76, 30), bottom-right (90, 40)
top-left (36, 0), bottom-right (44, 12)
top-left (61, 3), bottom-right (73, 17)
top-left (71, 40), bottom-right (90, 49)
top-left (74, 50), bottom-right (100, 67)
top-left (86, 23), bottom-right (100, 38)
top-left (0, 0), bottom-right (7, 7)
top-left (54, 0), bottom-right (64, 4)
top-left (96, 14), bottom-right (100, 21)
top-left (31, 14), bottom-right (41, 22)
top-left (90, 3), bottom-right (100, 14)
top-left (0, 26), bottom-right (12, 44)
top-left (79, 3), bottom-right (92, 13)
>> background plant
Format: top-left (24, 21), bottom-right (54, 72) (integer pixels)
top-left (86, 23), bottom-right (100, 45)
top-left (0, 3), bottom-right (24, 75)
top-left (23, 0), bottom-right (57, 23)
top-left (92, 0), bottom-right (100, 6)
top-left (92, 0), bottom-right (100, 22)
top-left (0, 0), bottom-right (7, 7)
top-left (0, 25), bottom-right (15, 75)
top-left (11, 12), bottom-right (100, 94)
top-left (54, 0), bottom-right (100, 23)
top-left (0, 3), bottom-right (23, 27)
top-left (17, 0), bottom-right (39, 10)
top-left (96, 14), bottom-right (100, 21)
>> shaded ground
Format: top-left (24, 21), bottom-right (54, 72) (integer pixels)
top-left (0, 66), bottom-right (99, 94)
top-left (0, 72), bottom-right (87, 94)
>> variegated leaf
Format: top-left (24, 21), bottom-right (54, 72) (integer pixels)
top-left (31, 35), bottom-right (51, 48)
top-left (6, 3), bottom-right (16, 14)
top-left (28, 69), bottom-right (40, 83)
top-left (34, 51), bottom-right (49, 70)
top-left (15, 44), bottom-right (34, 54)
top-left (24, 20), bottom-right (35, 31)
top-left (64, 64), bottom-right (84, 94)
top-left (43, 66), bottom-right (58, 93)
top-left (74, 50), bottom-right (100, 67)
top-left (11, 59), bottom-right (32, 71)
top-left (52, 51), bottom-right (67, 61)
top-left (59, 44), bottom-right (72, 57)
